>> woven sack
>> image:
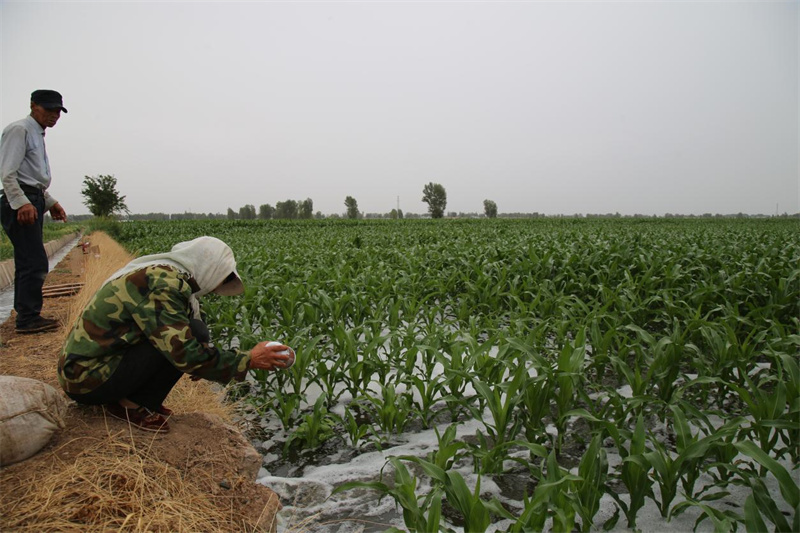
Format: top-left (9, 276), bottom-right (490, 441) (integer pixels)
top-left (0, 375), bottom-right (68, 466)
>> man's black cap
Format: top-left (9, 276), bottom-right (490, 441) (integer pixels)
top-left (31, 90), bottom-right (68, 113)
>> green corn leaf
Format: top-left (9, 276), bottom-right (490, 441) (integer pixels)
top-left (421, 488), bottom-right (443, 532)
top-left (446, 470), bottom-right (490, 531)
top-left (331, 480), bottom-right (390, 496)
top-left (483, 497), bottom-right (517, 521)
top-left (744, 494), bottom-right (769, 533)
top-left (747, 476), bottom-right (793, 532)
top-left (401, 456), bottom-right (448, 485)
top-left (734, 440), bottom-right (799, 509)
top-left (602, 506), bottom-right (620, 531)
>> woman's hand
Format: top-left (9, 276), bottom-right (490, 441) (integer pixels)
top-left (248, 341), bottom-right (292, 371)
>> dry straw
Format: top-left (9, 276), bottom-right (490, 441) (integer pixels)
top-left (1, 430), bottom-right (278, 533)
top-left (61, 231), bottom-right (134, 338)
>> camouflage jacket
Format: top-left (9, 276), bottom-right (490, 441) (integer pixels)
top-left (58, 265), bottom-right (251, 395)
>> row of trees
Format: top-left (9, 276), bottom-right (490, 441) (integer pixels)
top-left (226, 183), bottom-right (499, 220)
top-left (229, 198), bottom-right (317, 220)
top-left (342, 183), bottom-right (496, 219)
top-left (77, 175), bottom-right (800, 221)
top-left (78, 175), bottom-right (502, 220)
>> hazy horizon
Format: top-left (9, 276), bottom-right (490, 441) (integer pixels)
top-left (2, 1), bottom-right (797, 217)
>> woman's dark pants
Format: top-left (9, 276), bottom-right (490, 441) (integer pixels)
top-left (0, 189), bottom-right (48, 327)
top-left (66, 320), bottom-right (211, 411)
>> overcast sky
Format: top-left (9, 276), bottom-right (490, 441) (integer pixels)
top-left (1, 1), bottom-right (797, 216)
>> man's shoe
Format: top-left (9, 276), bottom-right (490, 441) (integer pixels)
top-left (104, 403), bottom-right (171, 433)
top-left (16, 316), bottom-right (60, 334)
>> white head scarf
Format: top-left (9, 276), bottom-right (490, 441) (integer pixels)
top-left (105, 236), bottom-right (244, 317)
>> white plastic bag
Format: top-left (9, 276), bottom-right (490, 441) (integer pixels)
top-left (0, 375), bottom-right (68, 466)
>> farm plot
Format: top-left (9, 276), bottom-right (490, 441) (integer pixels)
top-left (115, 218), bottom-right (800, 532)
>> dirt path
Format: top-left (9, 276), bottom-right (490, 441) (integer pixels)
top-left (0, 235), bottom-right (280, 532)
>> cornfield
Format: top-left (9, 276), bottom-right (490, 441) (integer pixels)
top-left (114, 217), bottom-right (799, 532)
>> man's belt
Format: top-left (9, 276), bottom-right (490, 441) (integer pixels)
top-left (18, 183), bottom-right (45, 196)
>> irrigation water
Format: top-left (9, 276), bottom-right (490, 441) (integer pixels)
top-left (250, 367), bottom-right (793, 533)
top-left (0, 235), bottom-right (81, 325)
top-left (257, 406), bottom-right (791, 532)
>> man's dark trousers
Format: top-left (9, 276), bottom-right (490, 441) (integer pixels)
top-left (0, 188), bottom-right (48, 327)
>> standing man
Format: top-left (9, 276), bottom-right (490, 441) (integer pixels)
top-left (0, 90), bottom-right (69, 334)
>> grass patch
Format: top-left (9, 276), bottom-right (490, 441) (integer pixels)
top-left (0, 222), bottom-right (83, 261)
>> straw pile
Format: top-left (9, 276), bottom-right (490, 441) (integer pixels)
top-left (2, 436), bottom-right (257, 532)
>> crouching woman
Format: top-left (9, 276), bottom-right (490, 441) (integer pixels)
top-left (57, 236), bottom-right (290, 433)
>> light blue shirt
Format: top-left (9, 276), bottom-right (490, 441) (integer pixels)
top-left (0, 115), bottom-right (58, 210)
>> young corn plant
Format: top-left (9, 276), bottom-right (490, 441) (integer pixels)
top-left (519, 369), bottom-right (554, 448)
top-left (268, 385), bottom-right (302, 430)
top-left (359, 326), bottom-right (394, 385)
top-left (670, 496), bottom-right (742, 533)
top-left (704, 429), bottom-right (740, 486)
top-left (338, 404), bottom-right (371, 449)
top-left (553, 328), bottom-right (588, 455)
top-left (728, 353), bottom-right (798, 461)
top-left (315, 356), bottom-right (346, 404)
top-left (664, 401), bottom-right (745, 503)
top-left (505, 337), bottom-right (555, 449)
top-left (408, 374), bottom-right (446, 429)
top-left (401, 456), bottom-right (492, 533)
top-left (624, 322), bottom-right (693, 411)
top-left (609, 353), bottom-right (662, 420)
top-left (696, 321), bottom-right (765, 399)
top-left (466, 365), bottom-right (526, 474)
top-left (539, 450), bottom-right (582, 533)
top-left (332, 456), bottom-right (443, 533)
top-left (330, 324), bottom-right (374, 401)
top-left (490, 449), bottom-right (583, 533)
top-left (639, 413), bottom-right (742, 521)
top-left (774, 350), bottom-right (800, 463)
top-left (618, 414), bottom-right (653, 529)
top-left (427, 424), bottom-right (467, 471)
top-left (434, 337), bottom-right (472, 400)
top-left (392, 340), bottom-right (424, 383)
top-left (574, 434), bottom-right (611, 532)
top-left (281, 332), bottom-right (326, 398)
top-left (470, 335), bottom-right (509, 389)
top-left (586, 315), bottom-right (621, 384)
top-left (417, 333), bottom-right (445, 382)
top-left (734, 440), bottom-right (799, 533)
top-left (361, 382), bottom-right (415, 436)
top-left (440, 332), bottom-right (497, 391)
top-left (284, 393), bottom-right (337, 453)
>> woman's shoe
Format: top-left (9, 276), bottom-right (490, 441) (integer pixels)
top-left (104, 403), bottom-right (170, 433)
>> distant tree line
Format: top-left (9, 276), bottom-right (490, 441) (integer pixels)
top-left (227, 198), bottom-right (317, 220)
top-left (67, 176), bottom-right (800, 221)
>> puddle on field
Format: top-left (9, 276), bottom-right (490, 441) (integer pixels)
top-left (251, 408), bottom-right (492, 532)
